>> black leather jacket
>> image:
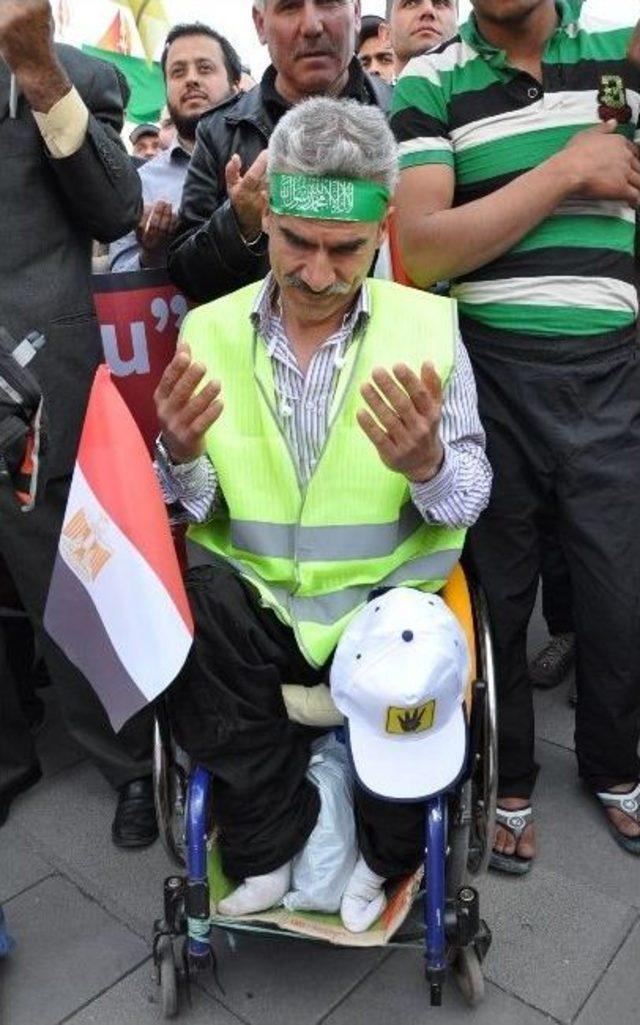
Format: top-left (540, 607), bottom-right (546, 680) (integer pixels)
top-left (168, 60), bottom-right (391, 304)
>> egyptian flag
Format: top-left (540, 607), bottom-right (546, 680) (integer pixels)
top-left (44, 366), bottom-right (193, 731)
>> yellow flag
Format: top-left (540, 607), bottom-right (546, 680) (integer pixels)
top-left (119, 0), bottom-right (171, 63)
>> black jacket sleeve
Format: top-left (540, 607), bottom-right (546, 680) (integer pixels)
top-left (168, 120), bottom-right (268, 304)
top-left (45, 57), bottom-right (142, 244)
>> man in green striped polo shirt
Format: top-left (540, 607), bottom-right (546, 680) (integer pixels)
top-left (391, 0), bottom-right (640, 869)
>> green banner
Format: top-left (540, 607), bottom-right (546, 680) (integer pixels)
top-left (82, 46), bottom-right (165, 125)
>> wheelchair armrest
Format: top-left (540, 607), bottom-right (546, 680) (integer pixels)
top-left (281, 683), bottom-right (344, 728)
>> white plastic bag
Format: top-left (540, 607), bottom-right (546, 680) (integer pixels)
top-left (283, 733), bottom-right (358, 913)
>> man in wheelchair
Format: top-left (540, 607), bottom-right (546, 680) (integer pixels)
top-left (153, 98), bottom-right (492, 932)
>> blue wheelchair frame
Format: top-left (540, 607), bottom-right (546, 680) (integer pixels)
top-left (180, 729), bottom-right (485, 1006)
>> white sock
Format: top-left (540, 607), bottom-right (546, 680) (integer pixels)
top-left (340, 855), bottom-right (387, 933)
top-left (217, 861), bottom-right (292, 917)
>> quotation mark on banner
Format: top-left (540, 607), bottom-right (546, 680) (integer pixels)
top-left (151, 295), bottom-right (188, 334)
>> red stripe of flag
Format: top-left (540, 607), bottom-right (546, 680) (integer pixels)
top-left (77, 366), bottom-right (192, 633)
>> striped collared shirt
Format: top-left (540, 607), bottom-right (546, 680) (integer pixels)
top-left (155, 276), bottom-right (492, 528)
top-left (252, 275), bottom-right (369, 486)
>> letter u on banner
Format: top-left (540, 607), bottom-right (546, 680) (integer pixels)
top-left (92, 269), bottom-right (189, 453)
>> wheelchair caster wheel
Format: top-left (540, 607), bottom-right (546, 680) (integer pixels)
top-left (453, 945), bottom-right (485, 1007)
top-left (157, 936), bottom-right (179, 1019)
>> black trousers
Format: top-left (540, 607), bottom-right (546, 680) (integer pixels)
top-left (465, 327), bottom-right (640, 798)
top-left (169, 558), bottom-right (424, 880)
top-left (0, 476), bottom-right (152, 793)
top-left (0, 622), bottom-right (37, 793)
top-left (539, 505), bottom-right (573, 636)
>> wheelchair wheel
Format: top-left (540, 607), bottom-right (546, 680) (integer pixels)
top-left (453, 945), bottom-right (485, 1007)
top-left (157, 936), bottom-right (179, 1019)
top-left (153, 705), bottom-right (187, 868)
top-left (467, 583), bottom-right (498, 877)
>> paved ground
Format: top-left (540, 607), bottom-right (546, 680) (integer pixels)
top-left (1, 610), bottom-right (639, 1025)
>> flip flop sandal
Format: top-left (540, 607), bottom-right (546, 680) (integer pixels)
top-left (489, 805), bottom-right (534, 875)
top-left (595, 783), bottom-right (640, 856)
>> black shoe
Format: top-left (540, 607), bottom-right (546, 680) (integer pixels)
top-left (111, 776), bottom-right (158, 849)
top-left (0, 763), bottom-right (42, 828)
top-left (529, 633), bottom-right (575, 689)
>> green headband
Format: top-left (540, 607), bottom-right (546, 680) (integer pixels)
top-left (270, 172), bottom-right (390, 223)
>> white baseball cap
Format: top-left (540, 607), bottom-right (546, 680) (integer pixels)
top-left (330, 587), bottom-right (470, 801)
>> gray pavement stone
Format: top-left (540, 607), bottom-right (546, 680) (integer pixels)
top-left (576, 920), bottom-right (640, 1025)
top-left (322, 948), bottom-right (557, 1025)
top-left (0, 829), bottom-right (52, 903)
top-left (64, 960), bottom-right (243, 1025)
top-left (1, 875), bottom-right (148, 1025)
top-left (198, 928), bottom-right (389, 1025)
top-left (532, 741), bottom-right (640, 909)
top-left (8, 761), bottom-right (175, 939)
top-left (478, 864), bottom-right (638, 1023)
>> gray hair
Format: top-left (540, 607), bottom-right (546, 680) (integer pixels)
top-left (268, 97), bottom-right (399, 196)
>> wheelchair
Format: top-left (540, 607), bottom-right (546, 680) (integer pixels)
top-left (151, 564), bottom-right (497, 1018)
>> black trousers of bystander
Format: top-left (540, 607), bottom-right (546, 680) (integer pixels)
top-left (464, 323), bottom-right (640, 800)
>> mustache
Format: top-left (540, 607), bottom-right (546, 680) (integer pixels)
top-left (294, 42), bottom-right (338, 60)
top-left (283, 275), bottom-right (352, 298)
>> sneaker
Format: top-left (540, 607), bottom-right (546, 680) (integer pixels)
top-left (529, 633), bottom-right (575, 689)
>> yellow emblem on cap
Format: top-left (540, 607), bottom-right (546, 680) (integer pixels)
top-left (386, 700), bottom-right (436, 736)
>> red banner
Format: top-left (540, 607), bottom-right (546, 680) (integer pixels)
top-left (92, 270), bottom-right (188, 452)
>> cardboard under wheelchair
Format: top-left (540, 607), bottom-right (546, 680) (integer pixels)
top-left (151, 565), bottom-right (498, 1018)
top-left (208, 843), bottom-right (423, 947)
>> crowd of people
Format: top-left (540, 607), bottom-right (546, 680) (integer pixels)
top-left (2, 0), bottom-right (640, 946)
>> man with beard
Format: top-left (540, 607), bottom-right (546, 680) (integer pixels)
top-left (391, 0), bottom-right (640, 869)
top-left (168, 0), bottom-right (391, 304)
top-left (110, 24), bottom-right (241, 272)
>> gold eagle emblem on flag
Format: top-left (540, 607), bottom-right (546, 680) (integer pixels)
top-left (61, 509), bottom-right (113, 584)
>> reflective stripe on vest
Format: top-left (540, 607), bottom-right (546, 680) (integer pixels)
top-left (230, 501), bottom-right (424, 562)
top-left (187, 539), bottom-right (460, 625)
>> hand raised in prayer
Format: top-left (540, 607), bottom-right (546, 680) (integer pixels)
top-left (136, 202), bottom-right (180, 264)
top-left (154, 343), bottom-right (223, 464)
top-left (226, 149), bottom-right (269, 242)
top-left (357, 362), bottom-right (444, 483)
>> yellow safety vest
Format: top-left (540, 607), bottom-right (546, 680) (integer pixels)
top-left (184, 278), bottom-right (465, 666)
